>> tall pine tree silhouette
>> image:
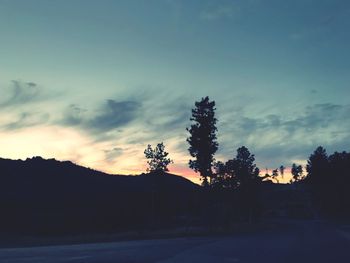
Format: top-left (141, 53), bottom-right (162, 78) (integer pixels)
top-left (187, 96), bottom-right (218, 186)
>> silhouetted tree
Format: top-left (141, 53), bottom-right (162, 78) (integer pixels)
top-left (271, 169), bottom-right (279, 183)
top-left (231, 146), bottom-right (260, 186)
top-left (291, 163), bottom-right (303, 183)
top-left (261, 167), bottom-right (283, 183)
top-left (210, 147), bottom-right (261, 223)
top-left (144, 142), bottom-right (173, 173)
top-left (328, 151), bottom-right (350, 217)
top-left (279, 165), bottom-right (285, 179)
top-left (214, 146), bottom-right (261, 189)
top-left (231, 146), bottom-right (261, 222)
top-left (306, 146), bottom-right (328, 185)
top-left (306, 146), bottom-right (332, 216)
top-left (261, 168), bottom-right (271, 181)
top-left (306, 148), bottom-right (350, 218)
top-left (265, 165), bottom-right (285, 183)
top-left (212, 161), bottom-right (230, 188)
top-left (187, 96), bottom-right (218, 186)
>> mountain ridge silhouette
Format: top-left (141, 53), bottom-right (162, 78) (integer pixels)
top-left (0, 156), bottom-right (198, 189)
top-left (0, 156), bottom-right (199, 234)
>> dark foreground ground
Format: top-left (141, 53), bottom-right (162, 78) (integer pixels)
top-left (0, 220), bottom-right (349, 263)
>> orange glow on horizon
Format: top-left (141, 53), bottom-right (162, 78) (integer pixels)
top-left (0, 126), bottom-right (300, 186)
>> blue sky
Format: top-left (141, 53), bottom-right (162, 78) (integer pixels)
top-left (0, 0), bottom-right (349, 181)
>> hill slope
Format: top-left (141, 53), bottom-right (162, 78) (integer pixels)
top-left (0, 157), bottom-right (199, 234)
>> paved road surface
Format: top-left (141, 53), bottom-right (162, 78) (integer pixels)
top-left (0, 220), bottom-right (349, 263)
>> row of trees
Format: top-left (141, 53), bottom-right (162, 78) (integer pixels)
top-left (305, 146), bottom-right (350, 217)
top-left (143, 97), bottom-right (349, 187)
top-left (144, 96), bottom-right (350, 219)
top-left (144, 96), bottom-right (300, 187)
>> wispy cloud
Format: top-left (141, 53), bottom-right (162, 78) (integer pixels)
top-left (217, 103), bottom-right (350, 167)
top-left (88, 100), bottom-right (141, 132)
top-left (0, 80), bottom-right (57, 132)
top-left (2, 112), bottom-right (50, 131)
top-left (104, 147), bottom-right (124, 163)
top-left (200, 4), bottom-right (238, 21)
top-left (0, 80), bottom-right (51, 108)
top-left (60, 99), bottom-right (141, 137)
top-left (60, 104), bottom-right (86, 127)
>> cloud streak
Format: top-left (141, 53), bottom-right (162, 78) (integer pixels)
top-left (200, 5), bottom-right (237, 21)
top-left (60, 99), bottom-right (141, 138)
top-left (0, 80), bottom-right (57, 132)
top-left (2, 112), bottom-right (50, 131)
top-left (217, 103), bottom-right (350, 167)
top-left (88, 100), bottom-right (141, 132)
top-left (0, 81), bottom-right (49, 108)
top-left (104, 147), bottom-right (124, 163)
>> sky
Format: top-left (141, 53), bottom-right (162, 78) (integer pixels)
top-left (0, 0), bottom-right (349, 183)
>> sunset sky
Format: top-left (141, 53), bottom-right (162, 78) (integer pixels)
top-left (0, 0), bottom-right (349, 183)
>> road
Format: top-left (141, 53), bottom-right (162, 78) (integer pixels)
top-left (0, 220), bottom-right (349, 263)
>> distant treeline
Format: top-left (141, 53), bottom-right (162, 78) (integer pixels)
top-left (146, 96), bottom-right (350, 221)
top-left (304, 146), bottom-right (350, 218)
